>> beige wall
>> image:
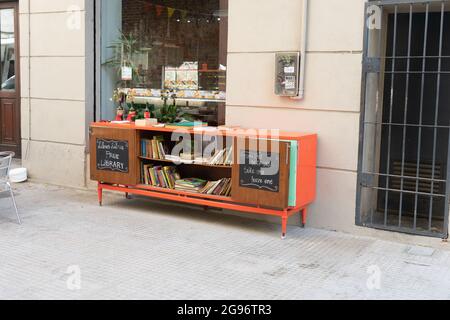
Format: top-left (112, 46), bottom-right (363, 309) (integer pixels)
top-left (19, 0), bottom-right (87, 188)
top-left (19, 0), bottom-right (369, 232)
top-left (226, 0), bottom-right (366, 233)
top-left (15, 0), bottom-right (447, 242)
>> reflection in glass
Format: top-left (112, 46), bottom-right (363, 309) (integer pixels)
top-left (0, 9), bottom-right (15, 91)
top-left (118, 0), bottom-right (228, 93)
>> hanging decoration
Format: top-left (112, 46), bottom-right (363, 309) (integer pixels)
top-left (155, 5), bottom-right (164, 17)
top-left (139, 0), bottom-right (223, 23)
top-left (143, 2), bottom-right (152, 13)
top-left (167, 7), bottom-right (175, 18)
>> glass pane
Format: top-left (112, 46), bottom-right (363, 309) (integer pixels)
top-left (0, 8), bottom-right (15, 92)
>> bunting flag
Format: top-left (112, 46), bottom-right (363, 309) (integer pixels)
top-left (155, 5), bottom-right (164, 17)
top-left (167, 7), bottom-right (175, 18)
top-left (141, 1), bottom-right (222, 23)
top-left (143, 2), bottom-right (152, 13)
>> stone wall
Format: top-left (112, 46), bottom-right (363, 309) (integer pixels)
top-left (19, 0), bottom-right (87, 188)
top-left (226, 0), bottom-right (366, 233)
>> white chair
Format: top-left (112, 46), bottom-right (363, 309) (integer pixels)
top-left (0, 152), bottom-right (20, 224)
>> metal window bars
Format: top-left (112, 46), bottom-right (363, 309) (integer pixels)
top-left (357, 0), bottom-right (450, 238)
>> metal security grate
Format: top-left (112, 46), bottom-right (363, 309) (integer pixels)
top-left (357, 0), bottom-right (450, 238)
top-left (391, 161), bottom-right (442, 194)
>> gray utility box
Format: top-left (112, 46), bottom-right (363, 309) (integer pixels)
top-left (275, 52), bottom-right (301, 97)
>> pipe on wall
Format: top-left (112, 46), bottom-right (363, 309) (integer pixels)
top-left (292, 0), bottom-right (308, 100)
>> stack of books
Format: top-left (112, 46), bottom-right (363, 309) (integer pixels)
top-left (142, 165), bottom-right (180, 189)
top-left (200, 178), bottom-right (232, 197)
top-left (141, 137), bottom-right (167, 160)
top-left (174, 178), bottom-right (207, 193)
top-left (164, 121), bottom-right (208, 130)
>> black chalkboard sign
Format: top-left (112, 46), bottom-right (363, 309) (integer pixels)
top-left (239, 150), bottom-right (280, 193)
top-left (96, 139), bottom-right (129, 173)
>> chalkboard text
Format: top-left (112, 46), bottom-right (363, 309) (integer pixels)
top-left (96, 139), bottom-right (129, 173)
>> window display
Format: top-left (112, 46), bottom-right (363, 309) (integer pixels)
top-left (101, 0), bottom-right (228, 125)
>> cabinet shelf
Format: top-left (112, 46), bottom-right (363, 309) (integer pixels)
top-left (133, 96), bottom-right (225, 103)
top-left (138, 156), bottom-right (232, 169)
top-left (136, 184), bottom-right (233, 202)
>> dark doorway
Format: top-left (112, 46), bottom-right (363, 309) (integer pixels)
top-left (377, 10), bottom-right (450, 233)
top-left (0, 1), bottom-right (20, 158)
top-left (358, 1), bottom-right (450, 238)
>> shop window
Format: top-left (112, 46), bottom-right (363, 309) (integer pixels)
top-left (0, 8), bottom-right (15, 91)
top-left (100, 0), bottom-right (228, 125)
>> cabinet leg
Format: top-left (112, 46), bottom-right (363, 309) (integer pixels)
top-left (281, 215), bottom-right (288, 239)
top-left (125, 192), bottom-right (131, 199)
top-left (301, 208), bottom-right (307, 228)
top-left (98, 184), bottom-right (103, 207)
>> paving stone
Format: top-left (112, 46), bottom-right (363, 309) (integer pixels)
top-left (0, 182), bottom-right (450, 300)
top-left (406, 246), bottom-right (436, 257)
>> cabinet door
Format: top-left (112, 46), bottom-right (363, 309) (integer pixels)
top-left (0, 98), bottom-right (20, 155)
top-left (90, 126), bottom-right (139, 185)
top-left (232, 138), bottom-right (291, 209)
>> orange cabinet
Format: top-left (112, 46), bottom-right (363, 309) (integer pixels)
top-left (89, 122), bottom-right (317, 238)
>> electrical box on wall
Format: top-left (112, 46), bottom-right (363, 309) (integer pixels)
top-left (275, 52), bottom-right (301, 97)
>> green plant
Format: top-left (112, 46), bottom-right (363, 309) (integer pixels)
top-left (156, 103), bottom-right (179, 124)
top-left (154, 91), bottom-right (194, 123)
top-left (103, 31), bottom-right (143, 87)
top-left (135, 103), bottom-right (156, 120)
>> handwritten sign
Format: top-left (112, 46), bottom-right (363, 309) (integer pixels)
top-left (96, 139), bottom-right (129, 173)
top-left (239, 150), bottom-right (280, 193)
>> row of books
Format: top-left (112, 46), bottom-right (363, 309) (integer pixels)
top-left (142, 164), bottom-right (181, 189)
top-left (173, 177), bottom-right (232, 197)
top-left (141, 138), bottom-right (167, 160)
top-left (200, 178), bottom-right (232, 197)
top-left (141, 136), bottom-right (233, 167)
top-left (208, 147), bottom-right (233, 166)
top-left (194, 147), bottom-right (234, 166)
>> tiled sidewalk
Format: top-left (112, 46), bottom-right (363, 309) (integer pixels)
top-left (0, 182), bottom-right (450, 300)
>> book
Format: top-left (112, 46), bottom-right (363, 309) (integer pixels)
top-left (200, 178), bottom-right (232, 197)
top-left (175, 178), bottom-right (207, 193)
top-left (152, 140), bottom-right (159, 159)
top-left (157, 170), bottom-right (167, 188)
top-left (135, 118), bottom-right (158, 127)
top-left (165, 121), bottom-right (208, 130)
top-left (143, 164), bottom-right (151, 185)
top-left (201, 147), bottom-right (233, 166)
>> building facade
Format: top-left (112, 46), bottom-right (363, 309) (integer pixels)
top-left (12, 0), bottom-right (450, 239)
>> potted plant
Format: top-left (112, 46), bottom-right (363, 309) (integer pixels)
top-left (103, 32), bottom-right (143, 88)
top-left (154, 91), bottom-right (193, 124)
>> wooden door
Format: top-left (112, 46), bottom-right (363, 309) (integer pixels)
top-left (0, 2), bottom-right (20, 157)
top-left (232, 138), bottom-right (291, 209)
top-left (90, 126), bottom-right (139, 185)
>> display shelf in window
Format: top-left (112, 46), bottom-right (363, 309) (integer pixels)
top-left (119, 88), bottom-right (226, 103)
